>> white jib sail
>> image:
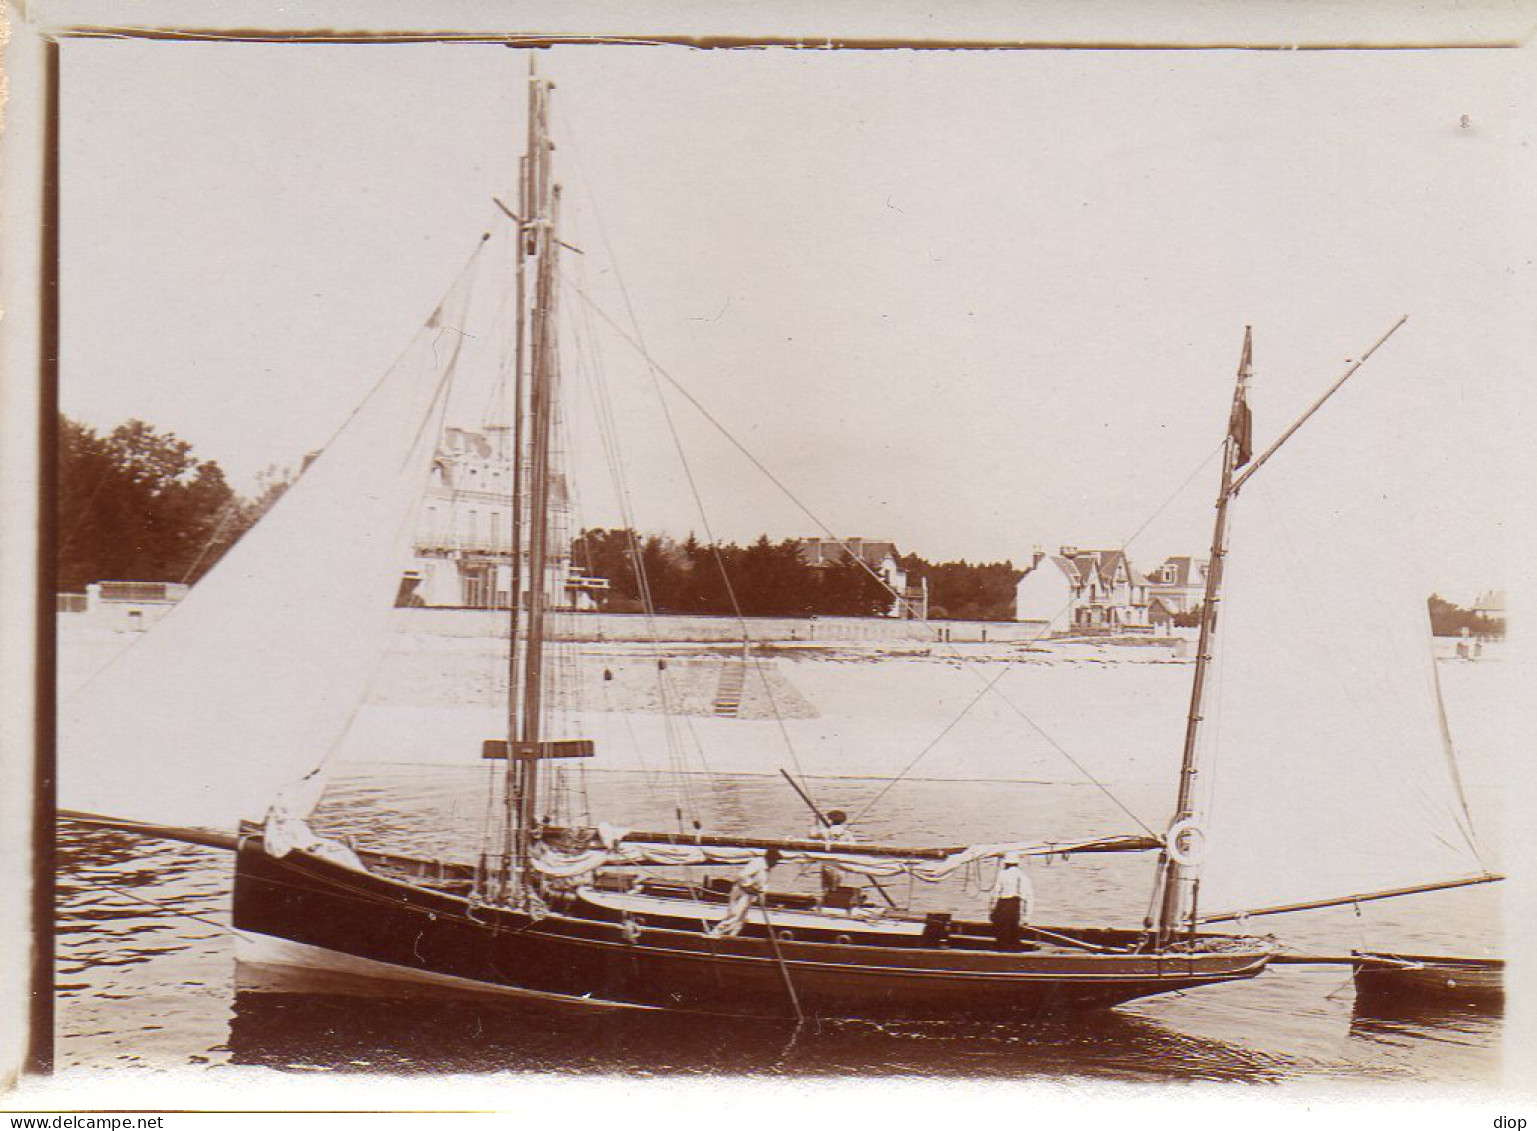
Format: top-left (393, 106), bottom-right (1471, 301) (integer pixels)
top-left (61, 243), bottom-right (487, 832)
top-left (1191, 380), bottom-right (1487, 919)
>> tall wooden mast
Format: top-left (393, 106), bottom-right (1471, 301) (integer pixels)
top-left (498, 67), bottom-right (537, 900)
top-left (1148, 316), bottom-right (1409, 943)
top-left (1154, 327), bottom-right (1252, 945)
top-left (513, 73), bottom-right (559, 892)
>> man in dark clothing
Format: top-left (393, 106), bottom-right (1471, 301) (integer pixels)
top-left (989, 852), bottom-right (1033, 949)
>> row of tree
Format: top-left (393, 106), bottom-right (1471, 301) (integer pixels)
top-left (1428, 594), bottom-right (1504, 639)
top-left (60, 418), bottom-right (244, 593)
top-left (570, 529), bottom-right (895, 618)
top-left (60, 417), bottom-right (1500, 635)
top-left (571, 529), bottom-right (1024, 620)
top-left (56, 417), bottom-right (1023, 620)
top-left (58, 417), bottom-right (299, 594)
top-left (898, 554), bottom-right (1021, 622)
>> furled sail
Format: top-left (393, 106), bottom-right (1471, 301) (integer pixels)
top-left (61, 242), bottom-right (488, 832)
top-left (1191, 384), bottom-right (1489, 919)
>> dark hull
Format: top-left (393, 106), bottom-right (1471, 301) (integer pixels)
top-left (1353, 951), bottom-right (1504, 1008)
top-left (232, 838), bottom-right (1271, 1021)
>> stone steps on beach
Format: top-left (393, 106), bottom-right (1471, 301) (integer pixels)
top-left (712, 660), bottom-right (748, 717)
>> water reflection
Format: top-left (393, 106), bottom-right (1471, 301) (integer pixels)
top-left (55, 768), bottom-right (1506, 1081)
top-left (226, 972), bottom-right (1292, 1081)
top-left (1349, 992), bottom-right (1504, 1049)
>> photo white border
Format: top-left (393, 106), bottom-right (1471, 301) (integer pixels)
top-left (5, 0), bottom-right (1535, 1114)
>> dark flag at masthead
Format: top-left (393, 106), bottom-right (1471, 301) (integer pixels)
top-left (1232, 327), bottom-right (1254, 469)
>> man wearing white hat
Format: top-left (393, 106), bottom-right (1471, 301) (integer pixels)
top-left (989, 852), bottom-right (1034, 950)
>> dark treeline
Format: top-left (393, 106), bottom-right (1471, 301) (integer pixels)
top-left (1428, 594), bottom-right (1504, 639)
top-left (60, 418), bottom-right (1492, 631)
top-left (571, 529), bottom-right (893, 618)
top-left (59, 417), bottom-right (251, 592)
top-left (898, 554), bottom-right (1021, 622)
top-left (55, 417), bottom-right (1019, 621)
top-left (572, 529), bottom-right (1023, 621)
top-left (58, 415), bottom-right (298, 593)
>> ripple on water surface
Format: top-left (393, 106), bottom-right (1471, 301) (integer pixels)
top-left (57, 765), bottom-right (1503, 1081)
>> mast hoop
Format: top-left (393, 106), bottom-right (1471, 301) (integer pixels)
top-left (1166, 819), bottom-right (1208, 867)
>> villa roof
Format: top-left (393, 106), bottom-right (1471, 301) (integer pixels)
top-left (799, 538), bottom-right (900, 567)
top-left (1021, 550), bottom-right (1139, 588)
top-left (1148, 555), bottom-right (1208, 588)
top-left (1064, 549), bottom-right (1136, 587)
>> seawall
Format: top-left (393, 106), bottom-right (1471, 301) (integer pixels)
top-left (386, 607), bottom-right (1051, 644)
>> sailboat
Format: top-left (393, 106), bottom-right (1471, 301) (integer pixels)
top-left (60, 73), bottom-right (1500, 1023)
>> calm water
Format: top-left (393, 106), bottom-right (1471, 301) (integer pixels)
top-left (55, 765), bottom-right (1503, 1083)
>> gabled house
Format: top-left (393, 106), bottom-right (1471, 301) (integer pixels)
top-left (1014, 545), bottom-right (1152, 630)
top-left (798, 537), bottom-right (928, 619)
top-left (1144, 555), bottom-right (1209, 626)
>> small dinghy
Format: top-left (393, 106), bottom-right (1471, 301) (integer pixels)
top-left (1353, 950), bottom-right (1504, 1007)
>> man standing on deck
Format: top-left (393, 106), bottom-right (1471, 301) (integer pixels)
top-left (989, 852), bottom-right (1034, 949)
top-left (812, 809), bottom-right (855, 905)
top-left (709, 849), bottom-right (781, 938)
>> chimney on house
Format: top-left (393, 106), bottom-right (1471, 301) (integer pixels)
top-left (1031, 545), bottom-right (1045, 567)
top-left (1060, 544), bottom-right (1078, 558)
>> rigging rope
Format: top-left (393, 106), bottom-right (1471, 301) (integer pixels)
top-left (312, 295), bottom-right (469, 790)
top-left (553, 109), bottom-right (1232, 842)
top-left (847, 665), bottom-right (1010, 826)
top-left (64, 234), bottom-right (495, 710)
top-left (555, 115), bottom-right (818, 805)
top-left (564, 253), bottom-right (706, 824)
top-left (177, 498), bottom-right (243, 585)
top-left (566, 282), bottom-right (1230, 838)
top-left (568, 217), bottom-right (815, 798)
top-left (557, 124), bottom-right (700, 806)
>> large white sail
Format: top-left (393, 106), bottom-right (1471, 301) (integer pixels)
top-left (61, 244), bottom-right (487, 832)
top-left (1191, 384), bottom-right (1488, 918)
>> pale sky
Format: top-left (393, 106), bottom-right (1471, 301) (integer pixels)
top-left (60, 40), bottom-right (1528, 600)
